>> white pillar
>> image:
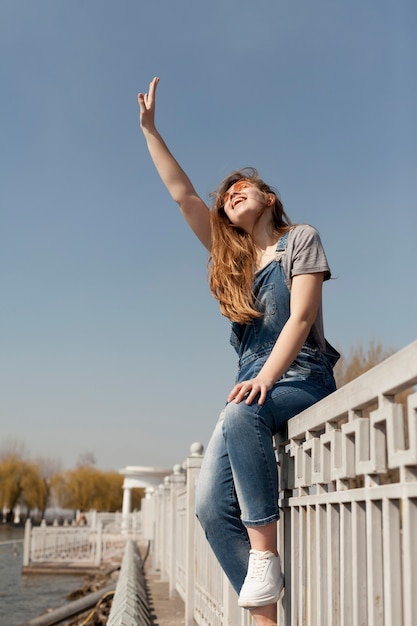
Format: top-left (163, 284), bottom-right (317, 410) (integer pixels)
top-left (169, 464), bottom-right (186, 597)
top-left (185, 442), bottom-right (204, 626)
top-left (122, 486), bottom-right (132, 532)
top-left (122, 486), bottom-right (132, 515)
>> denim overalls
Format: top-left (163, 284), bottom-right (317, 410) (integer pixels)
top-left (195, 232), bottom-right (338, 594)
top-left (231, 231), bottom-right (338, 388)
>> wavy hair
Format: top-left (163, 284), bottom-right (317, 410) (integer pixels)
top-left (208, 168), bottom-right (292, 324)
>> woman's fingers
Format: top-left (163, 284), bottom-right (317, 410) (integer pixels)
top-left (148, 76), bottom-right (159, 101)
top-left (228, 380), bottom-right (268, 406)
top-left (137, 77), bottom-right (159, 113)
top-left (144, 76), bottom-right (159, 109)
top-left (138, 77), bottom-right (160, 129)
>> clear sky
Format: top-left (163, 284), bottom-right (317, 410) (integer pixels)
top-left (1, 0), bottom-right (416, 472)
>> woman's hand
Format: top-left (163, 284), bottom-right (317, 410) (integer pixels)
top-left (227, 376), bottom-right (274, 406)
top-left (138, 76), bottom-right (159, 132)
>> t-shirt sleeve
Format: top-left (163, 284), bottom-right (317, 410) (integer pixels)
top-left (289, 225), bottom-right (331, 281)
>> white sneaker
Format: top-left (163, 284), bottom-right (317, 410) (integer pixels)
top-left (238, 550), bottom-right (285, 608)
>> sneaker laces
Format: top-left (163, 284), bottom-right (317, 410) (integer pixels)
top-left (246, 550), bottom-right (275, 582)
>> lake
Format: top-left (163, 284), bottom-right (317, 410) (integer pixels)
top-left (0, 525), bottom-right (82, 626)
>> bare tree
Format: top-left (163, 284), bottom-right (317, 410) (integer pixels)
top-left (0, 436), bottom-right (28, 461)
top-left (334, 339), bottom-right (414, 419)
top-left (77, 451), bottom-right (97, 468)
top-left (334, 339), bottom-right (395, 388)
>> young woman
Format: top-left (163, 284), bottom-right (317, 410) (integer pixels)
top-left (138, 77), bottom-right (339, 626)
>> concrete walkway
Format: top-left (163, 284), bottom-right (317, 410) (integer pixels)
top-left (146, 570), bottom-right (189, 626)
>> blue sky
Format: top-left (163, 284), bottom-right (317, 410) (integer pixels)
top-left (1, 0), bottom-right (416, 472)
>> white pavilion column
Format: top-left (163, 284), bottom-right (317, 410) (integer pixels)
top-left (122, 486), bottom-right (132, 532)
top-left (118, 465), bottom-right (172, 535)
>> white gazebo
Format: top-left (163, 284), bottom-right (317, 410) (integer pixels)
top-left (119, 465), bottom-right (171, 518)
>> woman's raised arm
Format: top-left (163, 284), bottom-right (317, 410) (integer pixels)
top-left (138, 77), bottom-right (212, 250)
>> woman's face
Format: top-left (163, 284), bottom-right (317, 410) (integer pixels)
top-left (222, 180), bottom-right (268, 231)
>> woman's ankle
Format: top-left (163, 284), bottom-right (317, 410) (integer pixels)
top-left (250, 603), bottom-right (277, 625)
top-left (246, 521), bottom-right (278, 554)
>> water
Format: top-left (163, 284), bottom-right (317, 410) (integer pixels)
top-left (0, 526), bottom-right (82, 626)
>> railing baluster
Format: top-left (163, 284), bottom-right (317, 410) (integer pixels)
top-left (382, 498), bottom-right (402, 625)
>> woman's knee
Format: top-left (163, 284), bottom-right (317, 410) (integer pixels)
top-left (195, 477), bottom-right (220, 529)
top-left (222, 401), bottom-right (258, 437)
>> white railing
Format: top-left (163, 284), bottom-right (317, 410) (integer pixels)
top-left (143, 339), bottom-right (417, 626)
top-left (280, 339), bottom-right (417, 626)
top-left (23, 512), bottom-right (142, 568)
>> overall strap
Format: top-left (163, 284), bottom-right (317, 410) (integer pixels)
top-left (274, 231), bottom-right (290, 261)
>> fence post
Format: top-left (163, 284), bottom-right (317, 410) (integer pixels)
top-left (153, 487), bottom-right (162, 575)
top-left (185, 442), bottom-right (204, 626)
top-left (169, 464), bottom-right (186, 598)
top-left (159, 478), bottom-right (171, 581)
top-left (141, 487), bottom-right (157, 573)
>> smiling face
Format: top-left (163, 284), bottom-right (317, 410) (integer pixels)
top-left (222, 180), bottom-right (270, 231)
top-left (210, 168), bottom-right (290, 242)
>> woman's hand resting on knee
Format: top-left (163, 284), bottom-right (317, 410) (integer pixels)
top-left (227, 376), bottom-right (274, 406)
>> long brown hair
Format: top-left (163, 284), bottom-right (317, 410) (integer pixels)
top-left (209, 168), bottom-right (292, 324)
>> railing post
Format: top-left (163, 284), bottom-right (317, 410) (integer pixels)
top-left (159, 478), bottom-right (171, 581)
top-left (153, 487), bottom-right (162, 574)
top-left (142, 487), bottom-right (157, 573)
top-left (169, 464), bottom-right (186, 598)
top-left (185, 442), bottom-right (204, 626)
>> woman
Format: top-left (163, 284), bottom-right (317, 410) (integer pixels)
top-left (138, 77), bottom-right (338, 626)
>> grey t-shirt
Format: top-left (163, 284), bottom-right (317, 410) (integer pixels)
top-left (281, 224), bottom-right (331, 352)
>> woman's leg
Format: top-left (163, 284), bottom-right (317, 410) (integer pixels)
top-left (234, 382), bottom-right (329, 622)
top-left (196, 382), bottom-right (328, 614)
top-left (247, 522), bottom-right (278, 553)
top-left (195, 411), bottom-right (251, 594)
top-left (250, 604), bottom-right (278, 626)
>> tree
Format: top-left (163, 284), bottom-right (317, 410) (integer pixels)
top-left (334, 339), bottom-right (395, 388)
top-left (0, 439), bottom-right (145, 515)
top-left (0, 437), bottom-right (27, 461)
top-left (34, 456), bottom-right (63, 515)
top-left (77, 451), bottom-right (97, 467)
top-left (0, 454), bottom-right (25, 513)
top-left (100, 471), bottom-right (124, 511)
top-left (0, 442), bottom-right (65, 520)
top-left (52, 467), bottom-right (130, 512)
top-left (334, 339), bottom-right (413, 416)
top-left (20, 462), bottom-right (48, 515)
top-left (50, 472), bottom-right (69, 510)
top-left (60, 466), bottom-right (103, 511)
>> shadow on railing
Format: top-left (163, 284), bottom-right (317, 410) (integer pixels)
top-left (142, 339), bottom-right (417, 626)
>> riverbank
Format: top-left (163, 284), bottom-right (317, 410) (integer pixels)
top-left (24, 547), bottom-right (187, 626)
top-left (51, 546), bottom-right (187, 626)
top-left (0, 527), bottom-right (186, 626)
top-left (21, 565), bottom-right (120, 626)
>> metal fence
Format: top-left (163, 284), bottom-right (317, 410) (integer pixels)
top-left (143, 339), bottom-right (417, 626)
